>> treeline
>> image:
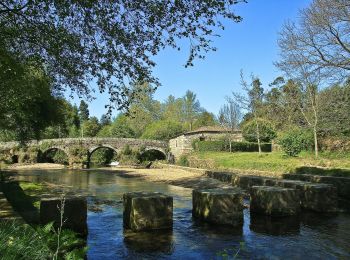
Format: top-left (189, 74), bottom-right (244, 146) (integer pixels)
top-left (228, 75), bottom-right (350, 156)
top-left (0, 82), bottom-right (217, 142)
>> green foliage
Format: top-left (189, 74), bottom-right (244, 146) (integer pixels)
top-left (90, 148), bottom-right (116, 165)
top-left (242, 118), bottom-right (277, 142)
top-left (44, 149), bottom-right (69, 165)
top-left (82, 117), bottom-right (100, 137)
top-left (97, 115), bottom-right (135, 138)
top-left (141, 120), bottom-right (184, 140)
top-left (78, 101), bottom-right (89, 122)
top-left (1, 1), bottom-right (243, 110)
top-left (116, 145), bottom-right (141, 165)
top-left (278, 128), bottom-right (314, 157)
top-left (178, 155), bottom-right (189, 167)
top-left (68, 146), bottom-right (88, 163)
top-left (0, 48), bottom-right (63, 142)
top-left (0, 221), bottom-right (86, 259)
top-left (196, 140), bottom-right (272, 152)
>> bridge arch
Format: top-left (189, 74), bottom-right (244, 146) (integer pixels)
top-left (40, 147), bottom-right (69, 165)
top-left (139, 148), bottom-right (167, 162)
top-left (87, 145), bottom-right (118, 167)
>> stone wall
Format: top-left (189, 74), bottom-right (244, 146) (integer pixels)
top-left (169, 131), bottom-right (243, 160)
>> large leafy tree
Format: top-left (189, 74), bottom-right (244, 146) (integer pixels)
top-left (0, 48), bottom-right (61, 142)
top-left (1, 1), bottom-right (244, 110)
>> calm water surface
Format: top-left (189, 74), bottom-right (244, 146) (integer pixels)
top-left (11, 169), bottom-right (350, 259)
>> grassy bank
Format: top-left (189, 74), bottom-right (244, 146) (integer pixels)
top-left (190, 151), bottom-right (350, 176)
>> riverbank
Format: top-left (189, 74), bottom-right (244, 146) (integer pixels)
top-left (97, 166), bottom-right (231, 189)
top-left (5, 163), bottom-right (66, 170)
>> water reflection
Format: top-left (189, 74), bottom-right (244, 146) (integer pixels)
top-left (250, 214), bottom-right (300, 236)
top-left (124, 229), bottom-right (174, 254)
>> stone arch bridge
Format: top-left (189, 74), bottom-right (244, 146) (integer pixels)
top-left (0, 138), bottom-right (168, 168)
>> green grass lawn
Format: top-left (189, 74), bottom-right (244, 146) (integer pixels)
top-left (191, 151), bottom-right (350, 176)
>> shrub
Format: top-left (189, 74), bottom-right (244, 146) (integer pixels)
top-left (196, 140), bottom-right (272, 152)
top-left (278, 128), bottom-right (314, 156)
top-left (178, 155), bottom-right (189, 167)
top-left (278, 130), bottom-right (303, 156)
top-left (242, 118), bottom-right (277, 142)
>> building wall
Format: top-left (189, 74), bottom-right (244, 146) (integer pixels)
top-left (169, 131), bottom-right (243, 160)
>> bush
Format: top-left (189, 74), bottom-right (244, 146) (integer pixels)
top-left (178, 155), bottom-right (189, 167)
top-left (242, 118), bottom-right (277, 142)
top-left (196, 140), bottom-right (272, 152)
top-left (278, 128), bottom-right (314, 156)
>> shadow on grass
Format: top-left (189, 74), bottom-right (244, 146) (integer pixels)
top-left (0, 180), bottom-right (40, 224)
top-left (295, 166), bottom-right (350, 177)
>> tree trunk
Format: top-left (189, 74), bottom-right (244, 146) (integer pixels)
top-left (255, 117), bottom-right (262, 154)
top-left (313, 126), bottom-right (318, 158)
top-left (229, 135), bottom-right (232, 152)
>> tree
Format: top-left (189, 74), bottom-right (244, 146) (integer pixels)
top-left (79, 101), bottom-right (89, 122)
top-left (81, 117), bottom-right (100, 137)
top-left (233, 72), bottom-right (265, 154)
top-left (141, 120), bottom-right (184, 141)
top-left (98, 115), bottom-right (135, 138)
top-left (183, 90), bottom-right (202, 131)
top-left (100, 114), bottom-right (112, 127)
top-left (276, 0), bottom-right (350, 83)
top-left (318, 82), bottom-right (350, 137)
top-left (162, 95), bottom-right (185, 122)
top-left (1, 1), bottom-right (244, 110)
top-left (193, 111), bottom-right (217, 130)
top-left (0, 48), bottom-right (62, 142)
top-left (242, 118), bottom-right (276, 143)
top-left (219, 98), bottom-right (242, 151)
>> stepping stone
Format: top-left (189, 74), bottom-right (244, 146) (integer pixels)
top-left (233, 175), bottom-right (265, 189)
top-left (192, 188), bottom-right (244, 226)
top-left (123, 192), bottom-right (173, 231)
top-left (250, 186), bottom-right (300, 216)
top-left (312, 176), bottom-right (350, 201)
top-left (40, 197), bottom-right (87, 235)
top-left (276, 180), bottom-right (338, 212)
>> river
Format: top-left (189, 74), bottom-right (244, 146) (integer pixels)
top-left (6, 169), bottom-right (350, 259)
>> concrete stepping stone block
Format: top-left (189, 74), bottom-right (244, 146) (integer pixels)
top-left (276, 180), bottom-right (337, 212)
top-left (192, 188), bottom-right (244, 226)
top-left (123, 192), bottom-right (173, 231)
top-left (40, 197), bottom-right (87, 235)
top-left (250, 186), bottom-right (300, 216)
top-left (233, 175), bottom-right (265, 189)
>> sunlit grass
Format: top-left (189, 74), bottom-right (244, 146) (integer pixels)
top-left (192, 151), bottom-right (350, 175)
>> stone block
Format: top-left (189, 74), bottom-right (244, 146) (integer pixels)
top-left (192, 188), bottom-right (244, 226)
top-left (282, 174), bottom-right (314, 182)
top-left (250, 186), bottom-right (300, 216)
top-left (233, 175), bottom-right (265, 189)
top-left (276, 180), bottom-right (337, 212)
top-left (40, 197), bottom-right (87, 235)
top-left (312, 176), bottom-right (350, 201)
top-left (206, 171), bottom-right (236, 183)
top-left (123, 192), bottom-right (173, 231)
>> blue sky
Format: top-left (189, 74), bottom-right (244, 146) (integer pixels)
top-left (69, 0), bottom-right (311, 119)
